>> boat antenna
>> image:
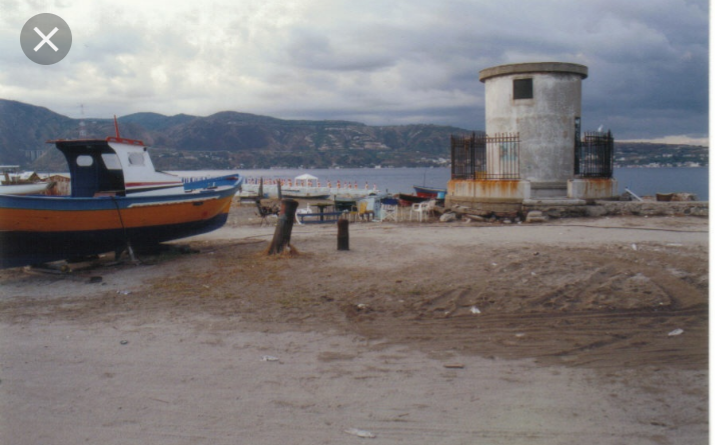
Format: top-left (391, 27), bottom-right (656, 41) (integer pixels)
top-left (114, 115), bottom-right (121, 138)
top-left (79, 104), bottom-right (87, 139)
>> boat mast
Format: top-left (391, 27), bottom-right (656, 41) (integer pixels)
top-left (79, 104), bottom-right (87, 139)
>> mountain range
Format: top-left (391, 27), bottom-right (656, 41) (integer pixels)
top-left (0, 99), bottom-right (708, 171)
top-left (0, 99), bottom-right (468, 171)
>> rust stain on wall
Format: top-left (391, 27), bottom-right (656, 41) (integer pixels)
top-left (448, 179), bottom-right (526, 200)
top-left (575, 178), bottom-right (615, 199)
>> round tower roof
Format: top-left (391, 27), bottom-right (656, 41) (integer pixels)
top-left (479, 62), bottom-right (588, 83)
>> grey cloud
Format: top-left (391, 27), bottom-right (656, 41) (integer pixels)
top-left (0, 0), bottom-right (707, 141)
top-left (281, 27), bottom-right (396, 72)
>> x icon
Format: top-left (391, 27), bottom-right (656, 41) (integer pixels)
top-left (21, 13), bottom-right (71, 64)
top-left (33, 27), bottom-right (59, 52)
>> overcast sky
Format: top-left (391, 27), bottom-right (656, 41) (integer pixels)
top-left (0, 0), bottom-right (709, 143)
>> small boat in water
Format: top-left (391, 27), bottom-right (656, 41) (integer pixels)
top-left (0, 134), bottom-right (242, 268)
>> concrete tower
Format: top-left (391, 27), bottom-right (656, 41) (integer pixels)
top-left (479, 62), bottom-right (588, 198)
top-left (447, 61), bottom-right (617, 214)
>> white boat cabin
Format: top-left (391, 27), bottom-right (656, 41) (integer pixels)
top-left (52, 137), bottom-right (185, 197)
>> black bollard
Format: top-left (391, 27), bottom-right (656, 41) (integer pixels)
top-left (337, 219), bottom-right (349, 251)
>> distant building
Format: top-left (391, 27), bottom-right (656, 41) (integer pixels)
top-left (448, 62), bottom-right (617, 213)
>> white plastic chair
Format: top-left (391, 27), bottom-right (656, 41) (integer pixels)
top-left (410, 199), bottom-right (436, 222)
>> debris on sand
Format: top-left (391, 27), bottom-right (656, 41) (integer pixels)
top-left (443, 363), bottom-right (465, 369)
top-left (344, 428), bottom-right (376, 439)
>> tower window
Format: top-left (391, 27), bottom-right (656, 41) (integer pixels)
top-left (513, 78), bottom-right (533, 100)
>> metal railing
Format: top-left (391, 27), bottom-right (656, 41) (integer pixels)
top-left (451, 132), bottom-right (483, 179)
top-left (575, 130), bottom-right (614, 178)
top-left (451, 132), bottom-right (520, 180)
top-left (486, 133), bottom-right (520, 179)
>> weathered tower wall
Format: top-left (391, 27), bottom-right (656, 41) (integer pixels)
top-left (480, 62), bottom-right (588, 197)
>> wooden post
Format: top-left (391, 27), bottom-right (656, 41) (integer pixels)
top-left (267, 199), bottom-right (299, 255)
top-left (337, 219), bottom-right (349, 251)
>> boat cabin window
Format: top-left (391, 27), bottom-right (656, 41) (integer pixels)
top-left (76, 155), bottom-right (94, 167)
top-left (101, 153), bottom-right (122, 170)
top-left (128, 152), bottom-right (145, 166)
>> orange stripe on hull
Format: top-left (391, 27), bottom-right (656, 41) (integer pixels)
top-left (122, 197), bottom-right (232, 229)
top-left (0, 196), bottom-right (233, 233)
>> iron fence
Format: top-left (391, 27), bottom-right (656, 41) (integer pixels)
top-left (450, 132), bottom-right (520, 180)
top-left (575, 130), bottom-right (614, 178)
top-left (486, 133), bottom-right (520, 179)
top-left (451, 132), bottom-right (483, 179)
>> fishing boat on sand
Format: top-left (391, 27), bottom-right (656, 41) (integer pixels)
top-left (397, 184), bottom-right (446, 206)
top-left (0, 132), bottom-right (242, 268)
top-left (397, 193), bottom-right (428, 206)
top-left (413, 184), bottom-right (446, 198)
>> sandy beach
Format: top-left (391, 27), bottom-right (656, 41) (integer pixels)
top-left (0, 200), bottom-right (708, 444)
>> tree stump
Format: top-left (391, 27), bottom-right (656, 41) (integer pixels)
top-left (267, 199), bottom-right (299, 255)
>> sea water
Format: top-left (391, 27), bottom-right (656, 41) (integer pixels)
top-left (171, 167), bottom-right (709, 201)
top-left (614, 167), bottom-right (708, 201)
